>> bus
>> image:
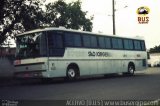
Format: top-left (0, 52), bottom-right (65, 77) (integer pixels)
top-left (14, 27), bottom-right (147, 80)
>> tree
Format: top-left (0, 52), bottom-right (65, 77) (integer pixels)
top-left (0, 0), bottom-right (45, 46)
top-left (0, 0), bottom-right (93, 46)
top-left (45, 0), bottom-right (93, 31)
top-left (149, 45), bottom-right (160, 53)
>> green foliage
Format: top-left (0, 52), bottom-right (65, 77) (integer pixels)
top-left (0, 0), bottom-right (93, 46)
top-left (0, 0), bottom-right (45, 46)
top-left (44, 0), bottom-right (93, 31)
top-left (149, 45), bottom-right (160, 53)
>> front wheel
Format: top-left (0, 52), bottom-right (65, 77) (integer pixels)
top-left (66, 67), bottom-right (78, 81)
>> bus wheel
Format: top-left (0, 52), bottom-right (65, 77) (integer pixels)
top-left (128, 64), bottom-right (135, 76)
top-left (66, 67), bottom-right (78, 81)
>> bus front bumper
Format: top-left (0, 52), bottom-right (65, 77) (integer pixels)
top-left (14, 62), bottom-right (47, 78)
top-left (14, 71), bottom-right (44, 78)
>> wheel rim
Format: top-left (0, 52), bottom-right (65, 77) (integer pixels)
top-left (129, 66), bottom-right (134, 74)
top-left (68, 69), bottom-right (76, 78)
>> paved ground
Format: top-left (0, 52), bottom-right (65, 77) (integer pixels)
top-left (0, 68), bottom-right (160, 101)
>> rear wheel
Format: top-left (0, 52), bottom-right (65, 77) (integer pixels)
top-left (123, 64), bottom-right (135, 76)
top-left (127, 64), bottom-right (135, 76)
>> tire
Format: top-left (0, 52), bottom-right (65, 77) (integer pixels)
top-left (127, 64), bottom-right (135, 76)
top-left (66, 67), bottom-right (78, 81)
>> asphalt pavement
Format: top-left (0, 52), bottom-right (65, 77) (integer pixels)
top-left (0, 68), bottom-right (160, 101)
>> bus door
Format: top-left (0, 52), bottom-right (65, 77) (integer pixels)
top-left (47, 31), bottom-right (66, 77)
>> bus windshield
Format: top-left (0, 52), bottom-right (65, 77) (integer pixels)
top-left (15, 32), bottom-right (47, 59)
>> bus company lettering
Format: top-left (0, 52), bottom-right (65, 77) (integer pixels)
top-left (88, 51), bottom-right (109, 57)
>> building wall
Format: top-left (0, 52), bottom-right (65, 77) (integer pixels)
top-left (148, 53), bottom-right (160, 67)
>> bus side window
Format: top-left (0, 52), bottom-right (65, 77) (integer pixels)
top-left (51, 35), bottom-right (63, 48)
top-left (112, 38), bottom-right (123, 49)
top-left (124, 39), bottom-right (133, 50)
top-left (98, 36), bottom-right (105, 49)
top-left (48, 31), bottom-right (64, 56)
top-left (124, 39), bottom-right (129, 50)
top-left (128, 40), bottom-right (134, 50)
top-left (90, 36), bottom-right (98, 48)
top-left (134, 40), bottom-right (141, 50)
top-left (65, 33), bottom-right (74, 47)
top-left (74, 34), bottom-right (82, 47)
top-left (141, 41), bottom-right (146, 51)
top-left (65, 33), bottom-right (82, 47)
top-left (112, 38), bottom-right (117, 49)
top-left (105, 37), bottom-right (111, 49)
top-left (83, 35), bottom-right (91, 48)
top-left (55, 34), bottom-right (63, 48)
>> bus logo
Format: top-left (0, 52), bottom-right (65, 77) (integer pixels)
top-left (137, 6), bottom-right (150, 24)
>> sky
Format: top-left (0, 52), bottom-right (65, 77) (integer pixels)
top-left (10, 0), bottom-right (160, 49)
top-left (45, 0), bottom-right (160, 49)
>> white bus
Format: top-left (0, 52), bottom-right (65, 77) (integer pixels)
top-left (14, 27), bottom-right (147, 80)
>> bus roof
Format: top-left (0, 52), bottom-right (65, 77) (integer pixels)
top-left (17, 27), bottom-right (145, 40)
